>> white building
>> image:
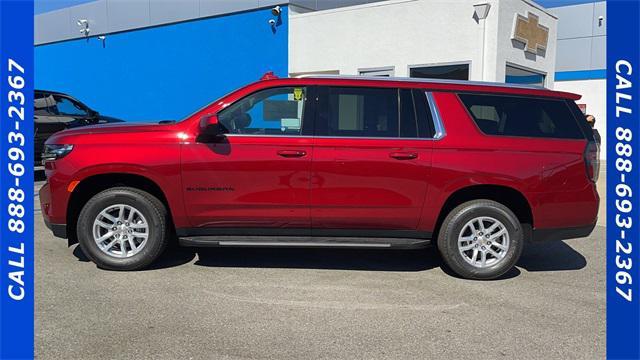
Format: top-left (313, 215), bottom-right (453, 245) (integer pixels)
top-left (290, 0), bottom-right (558, 87)
top-left (550, 1), bottom-right (606, 159)
top-left (39, 0), bottom-right (606, 157)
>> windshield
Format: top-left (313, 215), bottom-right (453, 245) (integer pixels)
top-left (179, 84), bottom-right (255, 122)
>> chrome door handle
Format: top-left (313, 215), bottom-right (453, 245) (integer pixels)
top-left (389, 152), bottom-right (418, 160)
top-left (277, 150), bottom-right (307, 158)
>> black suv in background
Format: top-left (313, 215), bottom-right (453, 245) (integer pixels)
top-left (35, 90), bottom-right (124, 166)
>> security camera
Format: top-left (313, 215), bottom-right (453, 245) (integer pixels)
top-left (77, 19), bottom-right (90, 36)
top-left (268, 19), bottom-right (276, 26)
top-left (271, 6), bottom-right (281, 16)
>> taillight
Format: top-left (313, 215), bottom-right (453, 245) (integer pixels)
top-left (584, 141), bottom-right (600, 182)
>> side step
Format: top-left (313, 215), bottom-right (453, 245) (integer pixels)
top-left (178, 236), bottom-right (431, 249)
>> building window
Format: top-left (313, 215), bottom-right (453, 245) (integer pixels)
top-left (409, 64), bottom-right (469, 80)
top-left (359, 67), bottom-right (394, 77)
top-left (505, 64), bottom-right (545, 86)
top-left (289, 70), bottom-right (339, 78)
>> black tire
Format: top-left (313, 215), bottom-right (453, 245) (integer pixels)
top-left (76, 187), bottom-right (169, 270)
top-left (437, 200), bottom-right (524, 280)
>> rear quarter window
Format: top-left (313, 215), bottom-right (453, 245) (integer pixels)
top-left (458, 93), bottom-right (585, 139)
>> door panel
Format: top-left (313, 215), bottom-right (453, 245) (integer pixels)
top-left (311, 138), bottom-right (431, 230)
top-left (181, 85), bottom-right (314, 231)
top-left (181, 136), bottom-right (312, 229)
top-left (310, 86), bottom-right (433, 231)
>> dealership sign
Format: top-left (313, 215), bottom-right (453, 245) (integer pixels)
top-left (512, 12), bottom-right (549, 54)
top-left (0, 0), bottom-right (35, 358)
top-left (607, 1), bottom-right (640, 359)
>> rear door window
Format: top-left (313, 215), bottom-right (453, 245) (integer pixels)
top-left (412, 90), bottom-right (436, 138)
top-left (400, 89), bottom-right (418, 138)
top-left (316, 87), bottom-right (434, 138)
top-left (458, 94), bottom-right (585, 139)
top-left (324, 87), bottom-right (399, 138)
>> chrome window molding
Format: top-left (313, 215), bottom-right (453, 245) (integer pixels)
top-left (220, 89), bottom-right (446, 142)
top-left (426, 92), bottom-right (446, 140)
top-left (223, 134), bottom-right (437, 141)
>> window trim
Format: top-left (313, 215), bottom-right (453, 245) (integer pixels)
top-left (426, 92), bottom-right (446, 140)
top-left (217, 87), bottom-right (446, 141)
top-left (457, 92), bottom-right (587, 141)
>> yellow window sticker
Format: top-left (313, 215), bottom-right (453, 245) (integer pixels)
top-left (293, 88), bottom-right (304, 101)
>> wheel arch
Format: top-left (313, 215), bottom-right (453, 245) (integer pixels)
top-left (66, 173), bottom-right (173, 243)
top-left (433, 184), bottom-right (534, 240)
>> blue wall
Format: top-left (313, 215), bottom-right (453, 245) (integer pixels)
top-left (35, 7), bottom-right (288, 121)
top-left (536, 0), bottom-right (600, 8)
top-left (555, 69), bottom-right (606, 81)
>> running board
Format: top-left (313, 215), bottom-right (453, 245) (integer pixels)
top-left (178, 236), bottom-right (431, 249)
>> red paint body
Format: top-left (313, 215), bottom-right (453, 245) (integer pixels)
top-left (40, 77), bottom-right (599, 239)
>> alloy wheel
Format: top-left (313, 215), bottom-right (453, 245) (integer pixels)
top-left (457, 216), bottom-right (510, 268)
top-left (92, 204), bottom-right (149, 258)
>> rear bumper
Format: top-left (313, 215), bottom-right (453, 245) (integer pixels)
top-left (531, 223), bottom-right (596, 242)
top-left (531, 187), bottom-right (599, 230)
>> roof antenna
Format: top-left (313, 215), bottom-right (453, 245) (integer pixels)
top-left (260, 71), bottom-right (278, 80)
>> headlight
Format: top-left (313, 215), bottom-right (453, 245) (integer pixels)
top-left (42, 144), bottom-right (74, 163)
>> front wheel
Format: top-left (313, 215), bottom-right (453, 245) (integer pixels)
top-left (76, 187), bottom-right (170, 270)
top-left (437, 200), bottom-right (524, 280)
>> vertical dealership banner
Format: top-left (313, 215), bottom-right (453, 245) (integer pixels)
top-left (607, 0), bottom-right (640, 359)
top-left (0, 0), bottom-right (35, 359)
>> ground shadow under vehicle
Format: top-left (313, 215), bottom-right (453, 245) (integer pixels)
top-left (71, 239), bottom-right (587, 279)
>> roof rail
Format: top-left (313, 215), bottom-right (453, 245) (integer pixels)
top-left (293, 74), bottom-right (547, 90)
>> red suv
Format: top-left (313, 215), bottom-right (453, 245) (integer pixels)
top-left (39, 76), bottom-right (599, 279)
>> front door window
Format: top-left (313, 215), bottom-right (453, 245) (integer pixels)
top-left (218, 87), bottom-right (307, 136)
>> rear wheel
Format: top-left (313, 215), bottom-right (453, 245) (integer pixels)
top-left (437, 200), bottom-right (524, 280)
top-left (76, 187), bottom-right (169, 270)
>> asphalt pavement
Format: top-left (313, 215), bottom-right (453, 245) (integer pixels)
top-left (34, 172), bottom-right (606, 360)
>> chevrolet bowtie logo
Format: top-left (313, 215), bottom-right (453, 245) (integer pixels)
top-left (512, 12), bottom-right (549, 54)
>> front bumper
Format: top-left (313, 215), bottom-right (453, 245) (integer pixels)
top-left (39, 181), bottom-right (68, 239)
top-left (43, 218), bottom-right (68, 239)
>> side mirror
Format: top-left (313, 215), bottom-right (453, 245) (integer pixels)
top-left (200, 114), bottom-right (219, 131)
top-left (198, 114), bottom-right (226, 141)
